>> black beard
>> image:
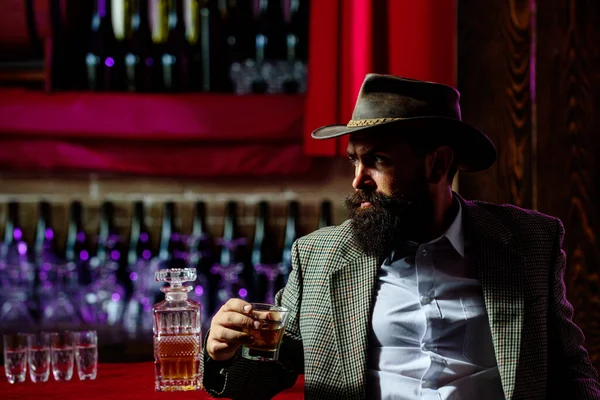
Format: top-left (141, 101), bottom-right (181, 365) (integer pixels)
top-left (344, 191), bottom-right (413, 256)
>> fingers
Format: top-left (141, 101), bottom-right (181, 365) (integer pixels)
top-left (213, 301), bottom-right (257, 330)
top-left (213, 311), bottom-right (259, 330)
top-left (209, 325), bottom-right (255, 345)
top-left (264, 311), bottom-right (282, 321)
top-left (221, 298), bottom-right (254, 314)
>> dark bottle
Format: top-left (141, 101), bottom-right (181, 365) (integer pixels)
top-left (122, 200), bottom-right (155, 338)
top-left (126, 0), bottom-right (155, 91)
top-left (3, 201), bottom-right (26, 260)
top-left (161, 0), bottom-right (189, 91)
top-left (94, 200), bottom-right (124, 281)
top-left (219, 201), bottom-right (244, 266)
top-left (148, 0), bottom-right (169, 91)
top-left (287, 0), bottom-right (309, 62)
top-left (110, 0), bottom-right (133, 90)
top-left (212, 201), bottom-right (250, 305)
top-left (65, 201), bottom-right (92, 284)
top-left (1, 201), bottom-right (35, 325)
top-left (85, 201), bottom-right (126, 326)
top-left (191, 201), bottom-right (208, 241)
top-left (65, 201), bottom-right (89, 263)
top-left (86, 0), bottom-right (127, 91)
top-left (225, 0), bottom-right (257, 63)
top-left (283, 0), bottom-right (309, 93)
top-left (257, 0), bottom-right (287, 62)
top-left (185, 0), bottom-right (203, 91)
top-left (318, 200), bottom-right (333, 229)
top-left (85, 0), bottom-right (112, 90)
top-left (34, 201), bottom-right (63, 325)
top-left (34, 201), bottom-right (58, 263)
top-left (190, 200), bottom-right (214, 327)
top-left (158, 201), bottom-right (177, 265)
top-left (204, 0), bottom-right (229, 91)
top-left (127, 201), bottom-right (153, 266)
top-left (3, 201), bottom-right (35, 302)
top-left (255, 0), bottom-right (288, 93)
top-left (34, 201), bottom-right (56, 307)
top-left (280, 200), bottom-right (299, 285)
top-left (225, 0), bottom-right (260, 94)
top-left (251, 201), bottom-right (273, 303)
top-left (48, 0), bottom-right (67, 91)
top-left (185, 0), bottom-right (228, 91)
top-left (191, 201), bottom-right (213, 275)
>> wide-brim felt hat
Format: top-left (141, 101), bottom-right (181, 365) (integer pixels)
top-left (311, 73), bottom-right (497, 172)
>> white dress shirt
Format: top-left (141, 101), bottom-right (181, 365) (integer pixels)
top-left (366, 201), bottom-right (505, 399)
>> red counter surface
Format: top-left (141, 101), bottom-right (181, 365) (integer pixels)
top-left (0, 362), bottom-right (304, 400)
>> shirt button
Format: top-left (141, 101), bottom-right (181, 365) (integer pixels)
top-left (420, 295), bottom-right (431, 305)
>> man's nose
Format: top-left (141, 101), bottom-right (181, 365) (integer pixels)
top-left (352, 165), bottom-right (375, 190)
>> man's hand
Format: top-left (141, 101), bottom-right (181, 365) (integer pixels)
top-left (206, 299), bottom-right (260, 362)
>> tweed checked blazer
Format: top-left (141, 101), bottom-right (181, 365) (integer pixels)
top-left (202, 196), bottom-right (600, 399)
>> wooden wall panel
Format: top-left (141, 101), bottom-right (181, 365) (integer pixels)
top-left (457, 0), bottom-right (533, 208)
top-left (458, 0), bottom-right (600, 373)
top-left (536, 0), bottom-right (600, 370)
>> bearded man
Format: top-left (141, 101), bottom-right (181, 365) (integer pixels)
top-left (201, 74), bottom-right (600, 400)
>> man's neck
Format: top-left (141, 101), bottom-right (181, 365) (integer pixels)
top-left (406, 189), bottom-right (456, 243)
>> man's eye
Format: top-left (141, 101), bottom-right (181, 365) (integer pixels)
top-left (373, 155), bottom-right (387, 164)
top-left (348, 157), bottom-right (358, 166)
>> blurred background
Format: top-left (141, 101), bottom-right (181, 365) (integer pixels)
top-left (0, 0), bottom-right (597, 371)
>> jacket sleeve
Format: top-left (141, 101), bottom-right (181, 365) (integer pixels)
top-left (547, 218), bottom-right (600, 399)
top-left (201, 241), bottom-right (305, 399)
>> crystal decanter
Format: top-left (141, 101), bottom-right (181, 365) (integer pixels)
top-left (153, 268), bottom-right (202, 391)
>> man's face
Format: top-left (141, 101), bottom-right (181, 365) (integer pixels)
top-left (346, 134), bottom-right (424, 199)
top-left (344, 132), bottom-right (432, 255)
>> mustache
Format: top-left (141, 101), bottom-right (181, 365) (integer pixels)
top-left (344, 190), bottom-right (411, 211)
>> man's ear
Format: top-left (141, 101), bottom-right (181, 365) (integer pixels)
top-left (425, 146), bottom-right (454, 184)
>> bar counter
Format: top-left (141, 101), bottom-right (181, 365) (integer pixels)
top-left (1, 363), bottom-right (305, 400)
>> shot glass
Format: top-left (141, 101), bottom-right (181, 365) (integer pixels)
top-left (72, 330), bottom-right (98, 380)
top-left (49, 331), bottom-right (74, 381)
top-left (241, 303), bottom-right (289, 362)
top-left (26, 332), bottom-right (51, 383)
top-left (3, 333), bottom-right (28, 384)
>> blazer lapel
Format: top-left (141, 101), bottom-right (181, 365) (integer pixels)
top-left (460, 197), bottom-right (526, 399)
top-left (327, 236), bottom-right (379, 399)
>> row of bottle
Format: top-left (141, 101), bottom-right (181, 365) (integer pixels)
top-left (51, 0), bottom-right (310, 93)
top-left (0, 199), bottom-right (332, 337)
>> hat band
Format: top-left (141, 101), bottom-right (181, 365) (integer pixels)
top-left (347, 117), bottom-right (403, 127)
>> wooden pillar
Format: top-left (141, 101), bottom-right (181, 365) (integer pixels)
top-left (458, 0), bottom-right (600, 372)
top-left (456, 0), bottom-right (534, 208)
top-left (536, 0), bottom-right (600, 370)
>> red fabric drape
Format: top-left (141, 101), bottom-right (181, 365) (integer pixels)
top-left (304, 0), bottom-right (457, 157)
top-left (388, 0), bottom-right (457, 86)
top-left (303, 0), bottom-right (341, 156)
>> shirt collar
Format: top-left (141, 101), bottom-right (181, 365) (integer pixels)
top-left (390, 197), bottom-right (465, 261)
top-left (440, 198), bottom-right (464, 257)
